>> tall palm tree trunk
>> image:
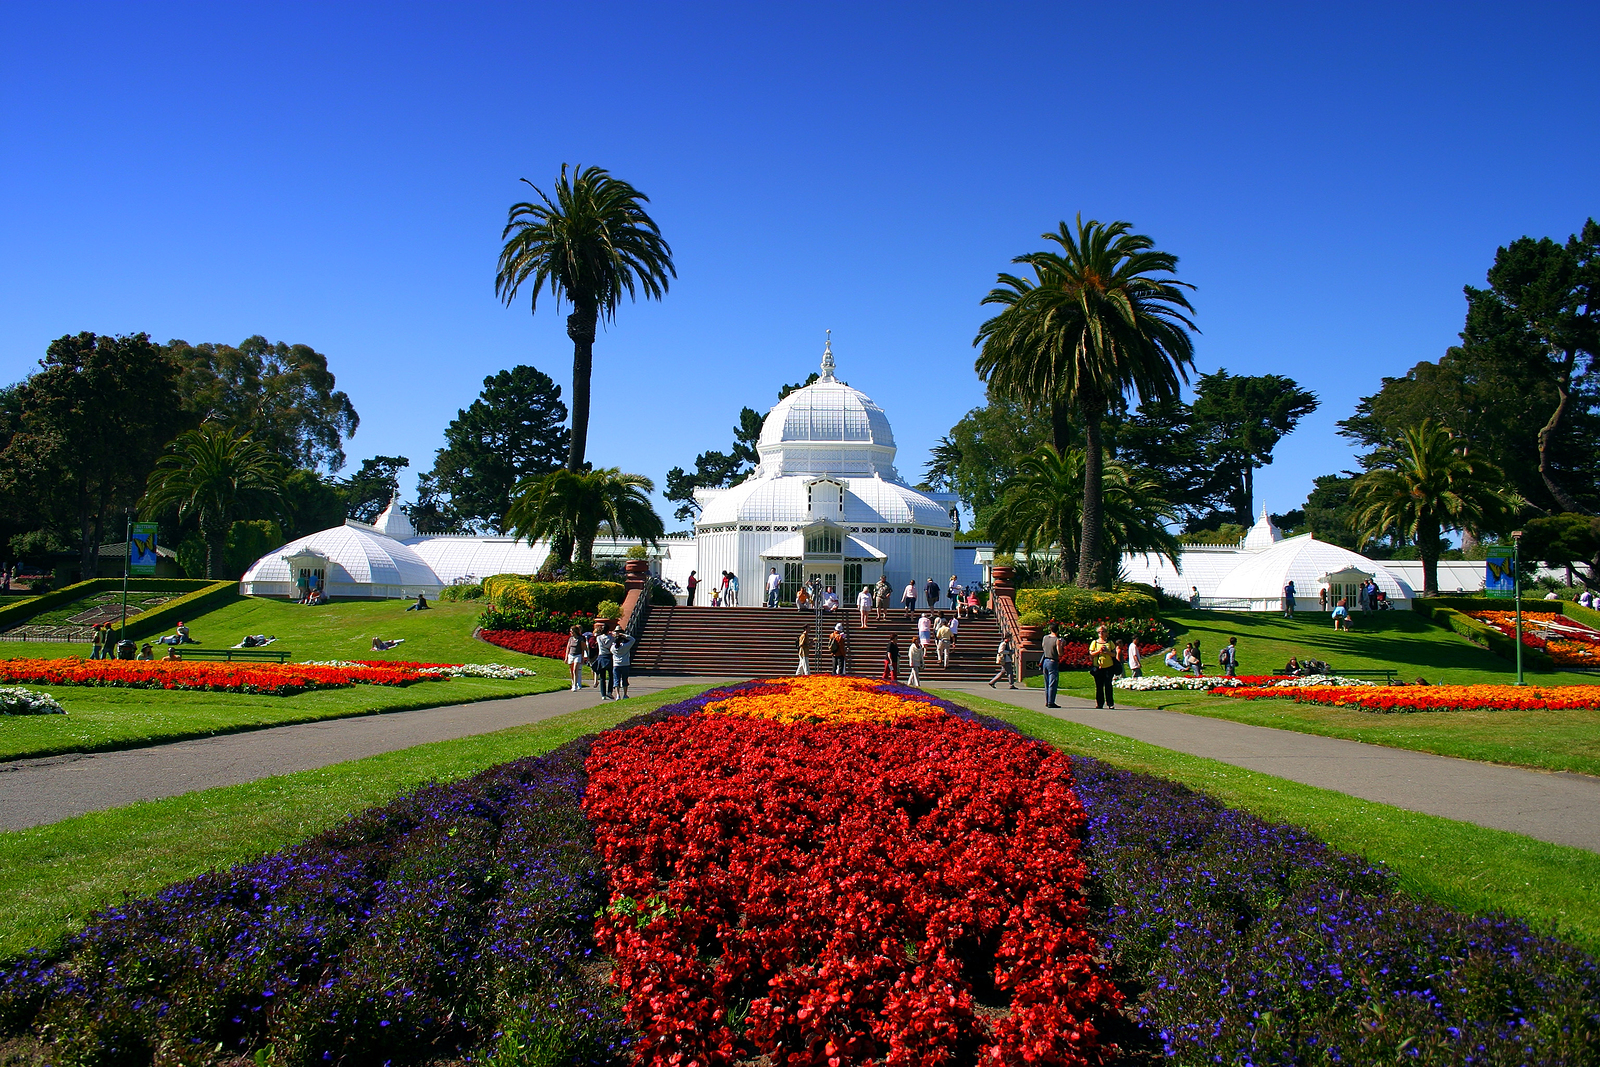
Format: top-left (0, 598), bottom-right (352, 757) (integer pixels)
top-left (1418, 513), bottom-right (1441, 596)
top-left (1078, 410), bottom-right (1106, 590)
top-left (1050, 399), bottom-right (1073, 455)
top-left (565, 306), bottom-right (598, 473)
top-left (205, 529), bottom-right (227, 580)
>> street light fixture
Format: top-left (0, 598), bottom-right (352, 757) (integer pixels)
top-left (1511, 530), bottom-right (1524, 686)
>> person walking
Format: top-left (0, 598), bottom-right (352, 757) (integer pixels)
top-left (611, 630), bottom-right (635, 699)
top-left (89, 624), bottom-right (103, 661)
top-left (1089, 624), bottom-right (1117, 709)
top-left (924, 577), bottom-right (940, 611)
top-left (596, 628), bottom-right (615, 699)
top-left (1219, 636), bottom-right (1239, 678)
top-left (947, 612), bottom-right (959, 647)
top-left (917, 612), bottom-right (933, 649)
top-left (873, 576), bottom-right (890, 620)
top-left (685, 570), bottom-right (699, 606)
top-left (829, 623), bottom-right (848, 675)
top-left (796, 627), bottom-right (812, 676)
top-left (882, 632), bottom-right (900, 683)
top-left (1040, 623), bottom-right (1062, 708)
top-left (857, 585), bottom-right (873, 627)
top-left (907, 636), bottom-right (925, 688)
top-left (947, 575), bottom-right (961, 611)
top-left (564, 626), bottom-right (585, 691)
top-left (935, 616), bottom-right (953, 668)
top-left (902, 580), bottom-right (917, 616)
top-left (766, 568), bottom-right (782, 608)
top-left (988, 632), bottom-right (1017, 689)
top-left (1127, 638), bottom-right (1142, 678)
top-left (1283, 580), bottom-right (1296, 618)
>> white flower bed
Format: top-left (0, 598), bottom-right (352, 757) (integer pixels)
top-left (303, 661), bottom-right (536, 679)
top-left (1267, 674), bottom-right (1376, 688)
top-left (0, 686), bottom-right (66, 715)
top-left (1114, 676), bottom-right (1245, 691)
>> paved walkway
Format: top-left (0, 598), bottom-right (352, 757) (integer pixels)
top-left (939, 681), bottom-right (1600, 854)
top-left (0, 677), bottom-right (725, 831)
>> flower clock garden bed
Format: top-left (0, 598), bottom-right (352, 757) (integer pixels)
top-left (1469, 610), bottom-right (1600, 668)
top-left (1, 678), bottom-right (1596, 1065)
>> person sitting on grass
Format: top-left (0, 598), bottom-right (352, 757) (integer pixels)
top-left (1283, 656), bottom-right (1302, 675)
top-left (157, 621), bottom-right (195, 645)
top-left (406, 593), bottom-right (430, 611)
top-left (1182, 642), bottom-right (1203, 676)
top-left (1163, 646), bottom-right (1185, 672)
top-left (370, 637), bottom-right (405, 652)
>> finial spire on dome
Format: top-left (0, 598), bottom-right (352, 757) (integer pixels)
top-left (820, 329), bottom-right (836, 383)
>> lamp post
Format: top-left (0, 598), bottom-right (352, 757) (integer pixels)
top-left (119, 510), bottom-right (132, 650)
top-left (1511, 530), bottom-right (1524, 686)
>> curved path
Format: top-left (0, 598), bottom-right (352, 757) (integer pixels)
top-left (0, 677), bottom-right (722, 831)
top-left (939, 681), bottom-right (1600, 854)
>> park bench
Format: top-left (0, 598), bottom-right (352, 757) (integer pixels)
top-left (164, 647), bottom-right (293, 664)
top-left (1336, 668), bottom-right (1398, 684)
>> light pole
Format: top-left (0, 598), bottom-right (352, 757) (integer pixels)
top-left (1511, 530), bottom-right (1524, 686)
top-left (119, 510), bottom-right (132, 652)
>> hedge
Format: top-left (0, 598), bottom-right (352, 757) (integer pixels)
top-left (1014, 586), bottom-right (1158, 623)
top-left (122, 582), bottom-right (242, 642)
top-left (0, 578), bottom-right (214, 634)
top-left (1410, 598), bottom-right (1555, 671)
top-left (481, 576), bottom-right (625, 615)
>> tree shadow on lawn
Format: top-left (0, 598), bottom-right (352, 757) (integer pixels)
top-left (1162, 609), bottom-right (1544, 679)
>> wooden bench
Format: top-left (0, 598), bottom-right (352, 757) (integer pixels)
top-left (164, 647), bottom-right (292, 664)
top-left (1337, 668), bottom-right (1398, 684)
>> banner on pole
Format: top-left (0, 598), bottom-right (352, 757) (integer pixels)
top-left (1485, 556), bottom-right (1516, 599)
top-left (130, 524), bottom-right (159, 576)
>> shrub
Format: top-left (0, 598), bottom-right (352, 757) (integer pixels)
top-left (649, 583), bottom-right (678, 606)
top-left (594, 599), bottom-right (621, 620)
top-left (1017, 610), bottom-right (1047, 626)
top-left (1015, 586), bottom-right (1158, 624)
top-left (439, 582), bottom-right (483, 602)
top-left (625, 545), bottom-right (649, 560)
top-left (476, 605), bottom-right (594, 634)
top-left (481, 576), bottom-right (624, 616)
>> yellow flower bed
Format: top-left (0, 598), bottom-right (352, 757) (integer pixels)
top-left (701, 676), bottom-right (944, 725)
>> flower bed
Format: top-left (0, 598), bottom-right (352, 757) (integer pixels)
top-left (1219, 682), bottom-right (1600, 712)
top-left (1470, 609), bottom-right (1600, 667)
top-left (586, 678), bottom-right (1122, 1066)
top-left (0, 658), bottom-right (428, 696)
top-left (480, 629), bottom-right (571, 659)
top-left (306, 660), bottom-right (540, 680)
top-left (0, 686), bottom-right (65, 715)
top-left (1050, 641), bottom-right (1163, 669)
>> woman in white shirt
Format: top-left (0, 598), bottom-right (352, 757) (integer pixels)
top-left (857, 586), bottom-right (873, 627)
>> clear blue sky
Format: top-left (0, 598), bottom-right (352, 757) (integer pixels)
top-left (3, 2), bottom-right (1596, 527)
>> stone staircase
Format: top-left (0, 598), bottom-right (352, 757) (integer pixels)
top-left (631, 605), bottom-right (1008, 682)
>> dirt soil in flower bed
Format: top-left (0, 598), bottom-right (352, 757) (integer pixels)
top-left (1, 679), bottom-right (1595, 1066)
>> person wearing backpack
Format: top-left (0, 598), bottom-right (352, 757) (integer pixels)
top-left (1219, 637), bottom-right (1240, 678)
top-left (610, 630), bottom-right (635, 700)
top-left (1088, 624), bottom-right (1118, 709)
top-left (829, 623), bottom-right (848, 675)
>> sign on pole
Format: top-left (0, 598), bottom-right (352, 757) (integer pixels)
top-left (1485, 556), bottom-right (1515, 599)
top-left (130, 523), bottom-right (159, 576)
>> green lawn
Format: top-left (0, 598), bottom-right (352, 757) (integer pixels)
top-left (0, 687), bottom-right (701, 960)
top-left (0, 598), bottom-right (568, 762)
top-left (1032, 609), bottom-right (1600, 775)
top-left (6, 681), bottom-right (1595, 965)
top-left (941, 690), bottom-right (1600, 955)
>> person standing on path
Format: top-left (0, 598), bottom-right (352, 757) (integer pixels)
top-left (882, 632), bottom-right (900, 683)
top-left (1040, 623), bottom-right (1062, 709)
top-left (935, 617), bottom-right (953, 668)
top-left (874, 576), bottom-right (890, 620)
top-left (829, 623), bottom-right (848, 675)
top-left (1319, 587), bottom-right (1329, 612)
top-left (796, 628), bottom-right (812, 676)
top-left (907, 637), bottom-right (925, 688)
top-left (1089, 624), bottom-right (1117, 709)
top-left (610, 630), bottom-right (634, 699)
top-left (596, 629), bottom-right (615, 699)
top-left (1283, 580), bottom-right (1296, 618)
top-left (564, 626), bottom-right (585, 691)
top-left (766, 568), bottom-right (782, 608)
top-left (1219, 636), bottom-right (1239, 678)
top-left (1127, 638), bottom-right (1142, 677)
top-left (685, 571), bottom-right (698, 606)
top-left (857, 585), bottom-right (873, 627)
top-left (902, 581), bottom-right (917, 616)
top-left (925, 577), bottom-right (940, 611)
top-left (988, 632), bottom-right (1017, 689)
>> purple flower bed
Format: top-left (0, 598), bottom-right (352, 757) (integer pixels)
top-left (0, 737), bottom-right (633, 1065)
top-left (1071, 756), bottom-right (1600, 1065)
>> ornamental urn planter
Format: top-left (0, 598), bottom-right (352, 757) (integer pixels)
top-left (594, 617), bottom-right (615, 635)
top-left (1017, 624), bottom-right (1043, 649)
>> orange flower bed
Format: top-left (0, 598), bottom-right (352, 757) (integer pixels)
top-left (1218, 682), bottom-right (1600, 712)
top-left (1468, 610), bottom-right (1600, 667)
top-left (0, 658), bottom-right (428, 696)
top-left (700, 675), bottom-right (946, 725)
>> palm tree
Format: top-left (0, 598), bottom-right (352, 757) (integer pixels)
top-left (985, 445), bottom-right (1180, 586)
top-left (974, 217), bottom-right (1196, 589)
top-left (1349, 420), bottom-right (1520, 595)
top-left (504, 467), bottom-right (664, 574)
top-left (495, 164), bottom-right (674, 477)
top-left (141, 426), bottom-right (286, 579)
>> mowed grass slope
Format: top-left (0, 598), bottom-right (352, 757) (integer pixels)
top-left (0, 598), bottom-right (567, 762)
top-left (1042, 609), bottom-right (1600, 775)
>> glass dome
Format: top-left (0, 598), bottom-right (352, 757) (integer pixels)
top-left (754, 340), bottom-right (899, 479)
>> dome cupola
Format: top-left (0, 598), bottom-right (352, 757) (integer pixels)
top-left (754, 336), bottom-right (899, 479)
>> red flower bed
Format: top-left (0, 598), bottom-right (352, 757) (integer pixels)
top-left (1051, 641), bottom-right (1162, 668)
top-left (585, 694), bottom-right (1121, 1067)
top-left (0, 658), bottom-right (427, 696)
top-left (479, 629), bottom-right (570, 658)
